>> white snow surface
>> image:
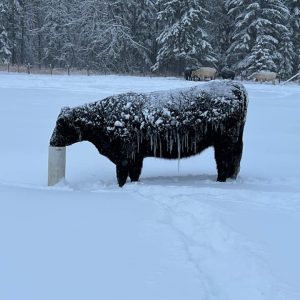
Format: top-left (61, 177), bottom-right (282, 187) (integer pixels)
top-left (1, 73), bottom-right (300, 300)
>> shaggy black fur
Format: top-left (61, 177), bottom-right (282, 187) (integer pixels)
top-left (220, 68), bottom-right (235, 80)
top-left (50, 80), bottom-right (248, 187)
top-left (184, 68), bottom-right (196, 80)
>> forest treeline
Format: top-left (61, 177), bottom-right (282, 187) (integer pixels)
top-left (0, 0), bottom-right (299, 78)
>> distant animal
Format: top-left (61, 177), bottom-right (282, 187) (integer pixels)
top-left (184, 68), bottom-right (196, 80)
top-left (50, 80), bottom-right (248, 187)
top-left (191, 67), bottom-right (217, 81)
top-left (220, 68), bottom-right (235, 80)
top-left (250, 71), bottom-right (277, 84)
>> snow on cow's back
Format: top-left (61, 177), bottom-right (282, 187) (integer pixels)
top-left (142, 80), bottom-right (249, 127)
top-left (69, 80), bottom-right (248, 132)
top-left (147, 80), bottom-right (248, 107)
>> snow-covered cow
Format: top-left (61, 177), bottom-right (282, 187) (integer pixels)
top-left (250, 71), bottom-right (277, 84)
top-left (50, 80), bottom-right (248, 187)
top-left (191, 67), bottom-right (217, 81)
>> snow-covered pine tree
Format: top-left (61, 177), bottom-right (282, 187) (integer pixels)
top-left (0, 0), bottom-right (296, 75)
top-left (278, 30), bottom-right (294, 79)
top-left (5, 0), bottom-right (22, 64)
top-left (76, 0), bottom-right (155, 73)
top-left (24, 0), bottom-right (46, 68)
top-left (103, 0), bottom-right (155, 73)
top-left (73, 0), bottom-right (107, 69)
top-left (226, 0), bottom-right (290, 76)
top-left (246, 29), bottom-right (278, 74)
top-left (41, 0), bottom-right (78, 67)
top-left (153, 0), bottom-right (216, 74)
top-left (286, 0), bottom-right (300, 73)
top-left (0, 1), bottom-right (11, 63)
top-left (124, 0), bottom-right (157, 72)
top-left (207, 0), bottom-right (231, 69)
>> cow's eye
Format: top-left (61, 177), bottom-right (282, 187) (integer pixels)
top-left (57, 118), bottom-right (66, 127)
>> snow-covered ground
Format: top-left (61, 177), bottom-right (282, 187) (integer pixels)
top-left (1, 73), bottom-right (300, 300)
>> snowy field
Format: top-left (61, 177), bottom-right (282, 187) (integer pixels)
top-left (0, 73), bottom-right (300, 300)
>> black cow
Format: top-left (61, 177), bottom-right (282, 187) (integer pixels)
top-left (184, 67), bottom-right (196, 80)
top-left (50, 80), bottom-right (248, 186)
top-left (220, 67), bottom-right (235, 80)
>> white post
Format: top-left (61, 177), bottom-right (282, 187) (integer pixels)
top-left (48, 146), bottom-right (66, 186)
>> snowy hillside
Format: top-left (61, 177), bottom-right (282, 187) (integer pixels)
top-left (0, 73), bottom-right (300, 300)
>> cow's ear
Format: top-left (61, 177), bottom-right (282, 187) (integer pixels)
top-left (57, 106), bottom-right (73, 125)
top-left (57, 116), bottom-right (67, 127)
top-left (60, 106), bottom-right (71, 115)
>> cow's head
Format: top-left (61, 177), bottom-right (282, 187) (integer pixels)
top-left (50, 107), bottom-right (82, 147)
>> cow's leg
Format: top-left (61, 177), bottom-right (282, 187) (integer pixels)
top-left (116, 159), bottom-right (129, 187)
top-left (226, 137), bottom-right (243, 179)
top-left (214, 130), bottom-right (244, 181)
top-left (129, 158), bottom-right (144, 182)
top-left (214, 142), bottom-right (230, 182)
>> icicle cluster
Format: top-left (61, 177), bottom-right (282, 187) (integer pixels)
top-left (67, 80), bottom-right (248, 160)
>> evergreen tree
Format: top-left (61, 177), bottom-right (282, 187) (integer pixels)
top-left (287, 0), bottom-right (300, 73)
top-left (72, 0), bottom-right (107, 69)
top-left (153, 0), bottom-right (215, 73)
top-left (208, 0), bottom-right (231, 69)
top-left (125, 0), bottom-right (157, 71)
top-left (104, 0), bottom-right (156, 73)
top-left (41, 0), bottom-right (78, 67)
top-left (0, 0), bottom-right (297, 76)
top-left (25, 0), bottom-right (46, 67)
top-left (6, 0), bottom-right (22, 64)
top-left (226, 0), bottom-right (290, 75)
top-left (0, 1), bottom-right (11, 63)
top-left (75, 0), bottom-right (155, 73)
top-left (278, 30), bottom-right (295, 79)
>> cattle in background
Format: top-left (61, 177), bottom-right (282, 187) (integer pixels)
top-left (249, 71), bottom-right (277, 84)
top-left (191, 67), bottom-right (217, 81)
top-left (184, 67), bottom-right (196, 80)
top-left (220, 67), bottom-right (235, 80)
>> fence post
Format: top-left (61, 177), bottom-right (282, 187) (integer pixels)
top-left (67, 64), bottom-right (70, 75)
top-left (17, 64), bottom-right (20, 73)
top-left (87, 65), bottom-right (90, 76)
top-left (7, 63), bottom-right (10, 72)
top-left (50, 64), bottom-right (53, 76)
top-left (27, 63), bottom-right (31, 74)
